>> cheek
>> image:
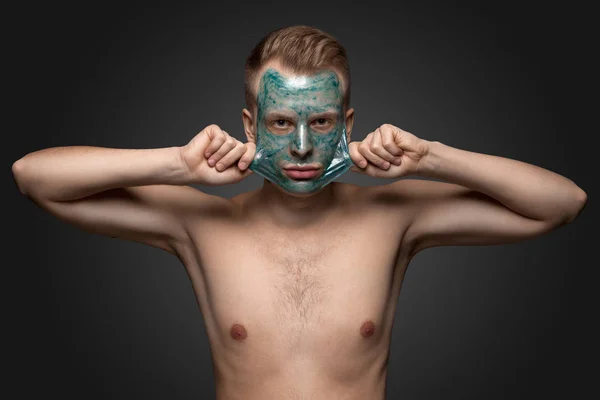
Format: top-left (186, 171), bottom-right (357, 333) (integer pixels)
top-left (258, 131), bottom-right (293, 160)
top-left (313, 127), bottom-right (342, 150)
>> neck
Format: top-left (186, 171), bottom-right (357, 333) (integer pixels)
top-left (253, 179), bottom-right (338, 228)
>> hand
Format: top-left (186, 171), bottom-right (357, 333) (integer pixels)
top-left (180, 124), bottom-right (255, 186)
top-left (348, 124), bottom-right (430, 178)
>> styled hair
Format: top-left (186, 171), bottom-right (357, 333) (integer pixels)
top-left (244, 25), bottom-right (351, 113)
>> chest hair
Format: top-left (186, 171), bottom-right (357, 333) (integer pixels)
top-left (255, 231), bottom-right (340, 326)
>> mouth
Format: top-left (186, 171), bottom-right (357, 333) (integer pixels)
top-left (282, 164), bottom-right (322, 180)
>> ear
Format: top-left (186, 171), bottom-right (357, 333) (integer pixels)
top-left (242, 108), bottom-right (256, 143)
top-left (344, 108), bottom-right (355, 142)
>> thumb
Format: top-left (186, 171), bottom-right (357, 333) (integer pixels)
top-left (350, 164), bottom-right (364, 174)
top-left (239, 165), bottom-right (254, 179)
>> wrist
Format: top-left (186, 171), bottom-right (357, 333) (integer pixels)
top-left (176, 146), bottom-right (194, 185)
top-left (416, 140), bottom-right (444, 177)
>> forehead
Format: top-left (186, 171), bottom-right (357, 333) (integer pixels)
top-left (259, 67), bottom-right (341, 91)
top-left (256, 69), bottom-right (343, 114)
top-left (253, 59), bottom-right (345, 103)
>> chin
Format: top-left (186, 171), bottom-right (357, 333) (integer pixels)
top-left (275, 183), bottom-right (323, 198)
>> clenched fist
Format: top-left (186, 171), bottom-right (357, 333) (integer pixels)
top-left (180, 124), bottom-right (255, 186)
top-left (348, 124), bottom-right (431, 178)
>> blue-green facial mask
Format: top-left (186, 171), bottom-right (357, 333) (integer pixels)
top-left (248, 68), bottom-right (353, 195)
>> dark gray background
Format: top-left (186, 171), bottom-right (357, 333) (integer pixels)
top-left (6, 1), bottom-right (596, 399)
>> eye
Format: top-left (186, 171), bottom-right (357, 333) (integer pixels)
top-left (312, 118), bottom-right (331, 127)
top-left (275, 119), bottom-right (288, 127)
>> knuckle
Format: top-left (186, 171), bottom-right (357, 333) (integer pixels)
top-left (207, 123), bottom-right (220, 133)
top-left (219, 157), bottom-right (232, 166)
top-left (202, 124), bottom-right (216, 138)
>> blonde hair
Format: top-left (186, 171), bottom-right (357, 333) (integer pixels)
top-left (244, 25), bottom-right (351, 113)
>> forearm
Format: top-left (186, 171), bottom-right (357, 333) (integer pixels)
top-left (12, 146), bottom-right (189, 201)
top-left (418, 141), bottom-right (587, 223)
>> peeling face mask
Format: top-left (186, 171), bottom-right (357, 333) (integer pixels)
top-left (248, 68), bottom-right (353, 195)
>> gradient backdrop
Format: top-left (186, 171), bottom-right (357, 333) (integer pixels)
top-left (6, 2), bottom-right (596, 399)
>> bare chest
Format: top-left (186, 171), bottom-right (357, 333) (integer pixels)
top-left (181, 204), bottom-right (410, 354)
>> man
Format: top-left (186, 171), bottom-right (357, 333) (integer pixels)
top-left (12, 25), bottom-right (587, 399)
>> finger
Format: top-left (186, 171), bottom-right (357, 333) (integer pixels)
top-left (237, 142), bottom-right (256, 170)
top-left (207, 135), bottom-right (237, 167)
top-left (359, 136), bottom-right (390, 169)
top-left (348, 141), bottom-right (368, 168)
top-left (379, 125), bottom-right (403, 157)
top-left (215, 141), bottom-right (247, 171)
top-left (354, 158), bottom-right (403, 179)
top-left (239, 165), bottom-right (254, 178)
top-left (370, 129), bottom-right (397, 164)
top-left (350, 164), bottom-right (365, 173)
top-left (379, 127), bottom-right (404, 166)
top-left (204, 127), bottom-right (227, 158)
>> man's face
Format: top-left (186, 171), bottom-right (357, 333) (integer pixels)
top-left (247, 67), bottom-right (353, 195)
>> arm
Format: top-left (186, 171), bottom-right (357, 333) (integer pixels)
top-left (398, 141), bottom-right (587, 255)
top-left (348, 124), bottom-right (587, 256)
top-left (11, 145), bottom-right (221, 255)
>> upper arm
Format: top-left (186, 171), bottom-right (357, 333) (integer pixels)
top-left (383, 179), bottom-right (559, 256)
top-left (29, 184), bottom-right (223, 256)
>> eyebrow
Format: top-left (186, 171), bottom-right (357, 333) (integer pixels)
top-left (310, 111), bottom-right (338, 119)
top-left (266, 110), bottom-right (338, 119)
top-left (266, 111), bottom-right (297, 119)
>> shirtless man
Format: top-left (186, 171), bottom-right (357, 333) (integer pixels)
top-left (12, 25), bottom-right (587, 399)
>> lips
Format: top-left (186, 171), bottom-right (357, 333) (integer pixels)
top-left (283, 165), bottom-right (321, 180)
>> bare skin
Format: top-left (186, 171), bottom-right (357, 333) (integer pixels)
top-left (12, 150), bottom-right (586, 399)
top-left (180, 181), bottom-right (412, 399)
top-left (12, 60), bottom-right (587, 399)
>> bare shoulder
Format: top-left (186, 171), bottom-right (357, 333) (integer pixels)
top-left (332, 181), bottom-right (375, 211)
top-left (130, 183), bottom-right (232, 218)
top-left (125, 184), bottom-right (238, 242)
top-left (331, 180), bottom-right (413, 214)
top-left (367, 178), bottom-right (470, 203)
top-left (355, 178), bottom-right (472, 227)
top-left (29, 183), bottom-right (235, 257)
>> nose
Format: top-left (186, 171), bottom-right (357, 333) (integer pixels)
top-left (290, 123), bottom-right (313, 158)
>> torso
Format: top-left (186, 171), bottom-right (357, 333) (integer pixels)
top-left (174, 182), bottom-right (415, 399)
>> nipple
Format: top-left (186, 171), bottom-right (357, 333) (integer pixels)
top-left (360, 320), bottom-right (375, 338)
top-left (230, 323), bottom-right (248, 341)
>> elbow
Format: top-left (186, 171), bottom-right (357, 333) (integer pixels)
top-left (570, 186), bottom-right (588, 222)
top-left (12, 158), bottom-right (30, 197)
top-left (562, 186), bottom-right (588, 225)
